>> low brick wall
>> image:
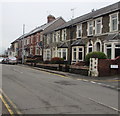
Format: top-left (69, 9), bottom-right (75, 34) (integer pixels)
top-left (98, 56), bottom-right (120, 77)
top-left (25, 62), bottom-right (88, 76)
top-left (69, 65), bottom-right (89, 76)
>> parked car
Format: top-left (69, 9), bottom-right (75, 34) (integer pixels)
top-left (7, 56), bottom-right (17, 64)
top-left (2, 57), bottom-right (8, 64)
top-left (0, 57), bottom-right (4, 63)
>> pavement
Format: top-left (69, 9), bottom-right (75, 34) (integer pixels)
top-left (2, 64), bottom-right (120, 114)
top-left (20, 64), bottom-right (120, 91)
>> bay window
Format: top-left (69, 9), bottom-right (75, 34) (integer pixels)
top-left (58, 48), bottom-right (67, 60)
top-left (72, 46), bottom-right (84, 62)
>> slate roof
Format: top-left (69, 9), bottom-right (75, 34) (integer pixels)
top-left (58, 42), bottom-right (68, 48)
top-left (45, 1), bottom-right (120, 34)
top-left (105, 33), bottom-right (120, 42)
top-left (24, 17), bottom-right (63, 37)
top-left (71, 39), bottom-right (85, 46)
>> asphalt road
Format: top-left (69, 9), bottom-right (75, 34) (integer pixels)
top-left (1, 64), bottom-right (119, 114)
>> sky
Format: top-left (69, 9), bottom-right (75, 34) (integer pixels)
top-left (0, 0), bottom-right (119, 54)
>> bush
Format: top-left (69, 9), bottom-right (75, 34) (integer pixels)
top-left (51, 57), bottom-right (64, 64)
top-left (85, 52), bottom-right (107, 65)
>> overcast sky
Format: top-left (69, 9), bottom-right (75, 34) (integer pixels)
top-left (0, 0), bottom-right (119, 54)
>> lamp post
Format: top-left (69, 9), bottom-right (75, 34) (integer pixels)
top-left (22, 24), bottom-right (25, 64)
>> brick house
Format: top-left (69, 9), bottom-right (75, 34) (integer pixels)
top-left (43, 2), bottom-right (120, 64)
top-left (11, 15), bottom-right (65, 62)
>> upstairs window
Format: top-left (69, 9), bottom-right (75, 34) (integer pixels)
top-left (95, 18), bottom-right (102, 34)
top-left (77, 24), bottom-right (82, 38)
top-left (110, 13), bottom-right (118, 32)
top-left (88, 21), bottom-right (93, 36)
top-left (62, 29), bottom-right (67, 41)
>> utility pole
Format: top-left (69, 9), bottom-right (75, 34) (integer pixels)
top-left (68, 8), bottom-right (75, 65)
top-left (22, 24), bottom-right (25, 64)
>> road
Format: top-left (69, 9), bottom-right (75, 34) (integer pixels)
top-left (1, 64), bottom-right (119, 114)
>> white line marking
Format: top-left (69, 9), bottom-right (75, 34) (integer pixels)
top-left (91, 81), bottom-right (96, 84)
top-left (88, 97), bottom-right (119, 112)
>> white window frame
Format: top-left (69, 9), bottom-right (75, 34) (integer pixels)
top-left (62, 29), bottom-right (67, 41)
top-left (95, 17), bottom-right (102, 35)
top-left (87, 41), bottom-right (94, 54)
top-left (87, 21), bottom-right (93, 36)
top-left (72, 46), bottom-right (84, 62)
top-left (94, 39), bottom-right (102, 52)
top-left (30, 46), bottom-right (33, 55)
top-left (47, 34), bottom-right (50, 44)
top-left (104, 42), bottom-right (120, 59)
top-left (35, 46), bottom-right (39, 55)
top-left (56, 31), bottom-right (60, 42)
top-left (76, 24), bottom-right (82, 38)
top-left (57, 48), bottom-right (68, 60)
top-left (109, 12), bottom-right (119, 32)
top-left (46, 49), bottom-right (51, 60)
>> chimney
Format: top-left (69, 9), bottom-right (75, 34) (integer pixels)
top-left (47, 15), bottom-right (55, 23)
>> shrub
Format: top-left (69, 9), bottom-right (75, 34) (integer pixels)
top-left (85, 52), bottom-right (107, 65)
top-left (51, 57), bottom-right (64, 64)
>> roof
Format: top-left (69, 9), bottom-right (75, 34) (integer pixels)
top-left (11, 33), bottom-right (29, 44)
top-left (24, 17), bottom-right (64, 38)
top-left (104, 33), bottom-right (120, 42)
top-left (58, 42), bottom-right (68, 48)
top-left (45, 1), bottom-right (120, 33)
top-left (71, 39), bottom-right (85, 46)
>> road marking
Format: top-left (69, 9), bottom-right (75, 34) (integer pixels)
top-left (91, 81), bottom-right (96, 84)
top-left (0, 89), bottom-right (22, 115)
top-left (88, 97), bottom-right (120, 112)
top-left (0, 95), bottom-right (14, 116)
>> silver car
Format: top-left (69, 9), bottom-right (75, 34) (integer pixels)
top-left (8, 56), bottom-right (17, 64)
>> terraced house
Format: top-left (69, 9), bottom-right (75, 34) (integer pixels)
top-left (43, 2), bottom-right (120, 64)
top-left (10, 2), bottom-right (120, 64)
top-left (10, 15), bottom-right (65, 61)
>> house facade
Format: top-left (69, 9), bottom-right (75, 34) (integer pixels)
top-left (10, 2), bottom-right (120, 64)
top-left (11, 15), bottom-right (66, 61)
top-left (43, 2), bottom-right (120, 64)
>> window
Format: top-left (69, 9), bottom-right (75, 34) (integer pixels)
top-left (63, 49), bottom-right (67, 60)
top-left (78, 48), bottom-right (83, 60)
top-left (30, 47), bottom-right (33, 55)
top-left (56, 31), bottom-right (60, 42)
top-left (58, 49), bottom-right (61, 58)
top-left (106, 45), bottom-right (111, 59)
top-left (57, 48), bottom-right (67, 60)
top-left (88, 21), bottom-right (93, 36)
top-left (62, 29), bottom-right (67, 41)
top-left (110, 13), bottom-right (118, 32)
top-left (88, 43), bottom-right (93, 53)
top-left (35, 47), bottom-right (39, 55)
top-left (47, 34), bottom-right (50, 44)
top-left (52, 32), bottom-right (56, 42)
top-left (46, 49), bottom-right (51, 60)
top-left (95, 18), bottom-right (102, 34)
top-left (77, 24), bottom-right (82, 38)
top-left (115, 44), bottom-right (120, 58)
top-left (73, 48), bottom-right (77, 61)
top-left (72, 47), bottom-right (84, 61)
top-left (96, 42), bottom-right (100, 52)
